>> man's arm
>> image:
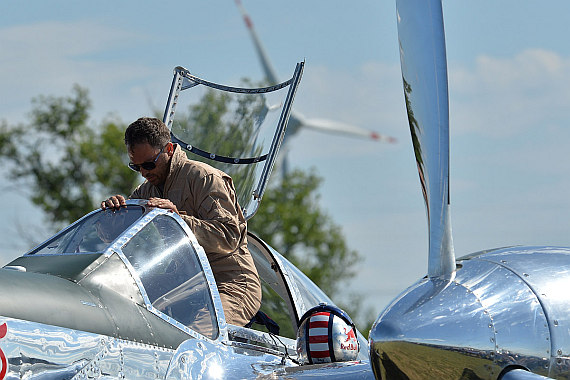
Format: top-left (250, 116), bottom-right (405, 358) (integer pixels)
top-left (180, 199), bottom-right (242, 253)
top-left (181, 174), bottom-right (244, 254)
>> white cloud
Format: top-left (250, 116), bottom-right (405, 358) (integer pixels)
top-left (0, 21), bottom-right (163, 123)
top-left (3, 21), bottom-right (139, 58)
top-left (306, 62), bottom-right (404, 125)
top-left (450, 49), bottom-right (570, 138)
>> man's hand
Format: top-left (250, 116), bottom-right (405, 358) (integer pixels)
top-left (147, 197), bottom-right (180, 214)
top-left (101, 195), bottom-right (127, 210)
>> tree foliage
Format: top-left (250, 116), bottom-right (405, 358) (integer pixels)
top-left (0, 85), bottom-right (138, 229)
top-left (249, 169), bottom-right (359, 297)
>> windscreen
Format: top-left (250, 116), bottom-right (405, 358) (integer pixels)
top-left (163, 64), bottom-right (303, 219)
top-left (29, 206), bottom-right (144, 255)
top-left (121, 214), bottom-right (218, 339)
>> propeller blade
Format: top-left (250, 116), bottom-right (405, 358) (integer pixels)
top-left (396, 0), bottom-right (454, 277)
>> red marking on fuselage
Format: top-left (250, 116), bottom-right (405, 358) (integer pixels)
top-left (0, 323), bottom-right (7, 379)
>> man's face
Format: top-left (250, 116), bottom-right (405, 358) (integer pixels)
top-left (128, 142), bottom-right (171, 187)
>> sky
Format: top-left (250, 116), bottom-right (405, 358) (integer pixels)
top-left (2, 1), bottom-right (570, 328)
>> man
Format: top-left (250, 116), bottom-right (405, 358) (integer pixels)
top-left (102, 117), bottom-right (262, 327)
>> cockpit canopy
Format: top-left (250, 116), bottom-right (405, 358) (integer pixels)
top-left (10, 201), bottom-right (368, 357)
top-left (24, 203), bottom-right (219, 340)
top-left (32, 205), bottom-right (144, 255)
top-left (162, 64), bottom-right (304, 220)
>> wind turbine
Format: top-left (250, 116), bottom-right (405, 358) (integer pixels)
top-left (234, 0), bottom-right (396, 173)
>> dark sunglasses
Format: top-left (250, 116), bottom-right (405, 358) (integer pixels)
top-left (128, 146), bottom-right (165, 172)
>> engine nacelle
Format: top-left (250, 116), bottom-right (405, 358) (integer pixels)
top-left (370, 247), bottom-right (570, 379)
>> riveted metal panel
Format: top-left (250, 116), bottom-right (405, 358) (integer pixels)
top-left (457, 258), bottom-right (551, 376)
top-left (476, 246), bottom-right (570, 377)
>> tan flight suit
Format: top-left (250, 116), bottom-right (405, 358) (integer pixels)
top-left (131, 144), bottom-right (262, 326)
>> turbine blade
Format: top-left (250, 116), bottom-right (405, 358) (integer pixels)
top-left (303, 118), bottom-right (397, 143)
top-left (235, 1), bottom-right (397, 146)
top-left (234, 0), bottom-right (281, 85)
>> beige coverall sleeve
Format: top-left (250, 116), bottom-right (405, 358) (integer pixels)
top-left (180, 173), bottom-right (243, 254)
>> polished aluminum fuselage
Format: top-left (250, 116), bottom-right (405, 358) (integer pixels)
top-left (0, 316), bottom-right (369, 379)
top-left (370, 246), bottom-right (570, 379)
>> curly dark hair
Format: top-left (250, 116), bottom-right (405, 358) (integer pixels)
top-left (124, 117), bottom-right (171, 149)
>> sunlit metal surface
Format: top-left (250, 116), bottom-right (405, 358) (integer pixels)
top-left (0, 317), bottom-right (175, 379)
top-left (370, 247), bottom-right (570, 379)
top-left (227, 325), bottom-right (296, 355)
top-left (396, 0), bottom-right (454, 278)
top-left (482, 247), bottom-right (570, 378)
top-left (277, 361), bottom-right (375, 379)
top-left (502, 368), bottom-right (554, 380)
top-left (0, 314), bottom-right (373, 379)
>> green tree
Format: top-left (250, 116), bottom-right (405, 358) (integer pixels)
top-left (249, 169), bottom-right (358, 298)
top-left (0, 85), bottom-right (138, 230)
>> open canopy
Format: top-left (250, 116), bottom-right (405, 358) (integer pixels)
top-left (162, 63), bottom-right (304, 220)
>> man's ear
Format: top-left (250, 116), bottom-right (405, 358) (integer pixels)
top-left (166, 142), bottom-right (174, 156)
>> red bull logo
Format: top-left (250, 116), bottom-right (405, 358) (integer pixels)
top-left (0, 323), bottom-right (7, 380)
top-left (340, 327), bottom-right (358, 351)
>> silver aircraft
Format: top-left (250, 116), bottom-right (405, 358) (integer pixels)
top-left (0, 64), bottom-right (374, 378)
top-left (369, 1), bottom-right (570, 380)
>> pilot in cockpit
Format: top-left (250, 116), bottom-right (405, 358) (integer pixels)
top-left (101, 117), bottom-right (262, 327)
